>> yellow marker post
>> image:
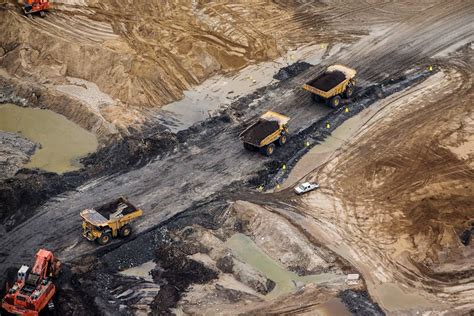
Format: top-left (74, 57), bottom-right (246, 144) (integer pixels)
top-left (258, 185), bottom-right (263, 192)
top-left (282, 164), bottom-right (286, 171)
top-left (305, 141), bottom-right (310, 147)
top-left (345, 107), bottom-right (349, 113)
top-left (276, 184), bottom-right (281, 189)
top-left (428, 65), bottom-right (433, 71)
top-left (326, 123), bottom-right (331, 129)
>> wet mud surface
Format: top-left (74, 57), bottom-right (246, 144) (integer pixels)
top-left (0, 1), bottom-right (473, 315)
top-left (0, 130), bottom-right (37, 181)
top-left (296, 47), bottom-right (473, 313)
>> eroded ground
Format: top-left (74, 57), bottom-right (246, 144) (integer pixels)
top-left (290, 50), bottom-right (473, 313)
top-left (0, 0), bottom-right (358, 136)
top-left (0, 0), bottom-right (473, 315)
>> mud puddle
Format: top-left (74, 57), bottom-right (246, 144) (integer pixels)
top-left (313, 297), bottom-right (351, 316)
top-left (159, 44), bottom-right (328, 132)
top-left (227, 233), bottom-right (345, 300)
top-left (0, 103), bottom-right (98, 173)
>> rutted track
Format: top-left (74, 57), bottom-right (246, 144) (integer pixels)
top-left (290, 55), bottom-right (473, 313)
top-left (0, 1), bottom-right (473, 314)
top-left (1, 4), bottom-right (473, 271)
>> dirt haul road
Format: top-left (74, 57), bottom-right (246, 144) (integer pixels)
top-left (0, 0), bottom-right (473, 312)
top-left (1, 0), bottom-right (473, 279)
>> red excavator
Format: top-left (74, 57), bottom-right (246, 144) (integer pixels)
top-left (1, 249), bottom-right (60, 316)
top-left (23, 0), bottom-right (50, 17)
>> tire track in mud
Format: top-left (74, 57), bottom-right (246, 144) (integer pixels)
top-left (1, 2), bottom-right (473, 311)
top-left (0, 65), bottom-right (434, 285)
top-left (296, 58), bottom-right (473, 312)
top-left (1, 9), bottom-right (472, 274)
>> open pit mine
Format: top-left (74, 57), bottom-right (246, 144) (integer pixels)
top-left (0, 0), bottom-right (473, 315)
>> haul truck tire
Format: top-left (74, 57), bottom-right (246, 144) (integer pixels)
top-left (312, 94), bottom-right (322, 103)
top-left (119, 225), bottom-right (132, 238)
top-left (244, 143), bottom-right (256, 151)
top-left (344, 86), bottom-right (354, 98)
top-left (328, 95), bottom-right (341, 108)
top-left (98, 232), bottom-right (112, 245)
top-left (262, 143), bottom-right (276, 156)
top-left (277, 134), bottom-right (287, 146)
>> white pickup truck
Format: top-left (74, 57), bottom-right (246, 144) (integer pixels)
top-left (294, 182), bottom-right (320, 195)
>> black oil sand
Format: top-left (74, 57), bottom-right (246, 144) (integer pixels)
top-left (308, 70), bottom-right (346, 92)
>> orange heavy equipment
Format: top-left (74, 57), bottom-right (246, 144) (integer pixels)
top-left (23, 0), bottom-right (50, 17)
top-left (1, 249), bottom-right (60, 316)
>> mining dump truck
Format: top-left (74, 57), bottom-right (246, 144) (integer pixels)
top-left (239, 111), bottom-right (290, 156)
top-left (303, 64), bottom-right (357, 108)
top-left (80, 197), bottom-right (143, 245)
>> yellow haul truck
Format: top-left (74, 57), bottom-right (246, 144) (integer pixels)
top-left (80, 197), bottom-right (143, 245)
top-left (303, 64), bottom-right (357, 108)
top-left (239, 111), bottom-right (290, 156)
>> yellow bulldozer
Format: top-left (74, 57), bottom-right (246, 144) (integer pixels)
top-left (80, 197), bottom-right (143, 245)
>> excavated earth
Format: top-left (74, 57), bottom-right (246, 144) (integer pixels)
top-left (308, 70), bottom-right (346, 92)
top-left (298, 52), bottom-right (474, 313)
top-left (0, 0), bottom-right (473, 315)
top-left (0, 0), bottom-right (359, 137)
top-left (240, 120), bottom-right (279, 145)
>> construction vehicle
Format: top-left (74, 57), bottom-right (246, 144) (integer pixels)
top-left (80, 197), bottom-right (143, 245)
top-left (2, 249), bottom-right (60, 316)
top-left (239, 111), bottom-right (290, 156)
top-left (303, 64), bottom-right (357, 108)
top-left (23, 0), bottom-right (50, 17)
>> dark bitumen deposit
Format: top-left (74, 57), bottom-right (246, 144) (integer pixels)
top-left (309, 70), bottom-right (347, 92)
top-left (240, 120), bottom-right (280, 145)
top-left (273, 61), bottom-right (313, 81)
top-left (0, 0), bottom-right (473, 314)
top-left (339, 290), bottom-right (385, 315)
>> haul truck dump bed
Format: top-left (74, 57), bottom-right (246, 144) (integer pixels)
top-left (303, 64), bottom-right (356, 108)
top-left (81, 197), bottom-right (143, 245)
top-left (240, 111), bottom-right (290, 156)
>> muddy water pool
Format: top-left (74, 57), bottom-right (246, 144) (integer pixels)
top-left (0, 103), bottom-right (98, 173)
top-left (227, 233), bottom-right (346, 300)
